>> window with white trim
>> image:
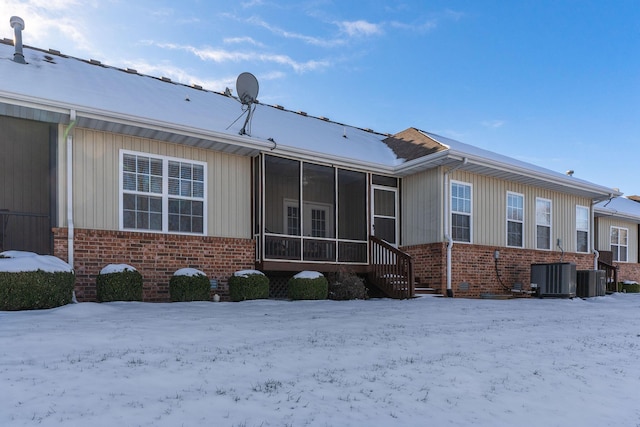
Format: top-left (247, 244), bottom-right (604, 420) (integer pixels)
top-left (536, 198), bottom-right (552, 250)
top-left (311, 208), bottom-right (327, 238)
top-left (576, 206), bottom-right (589, 253)
top-left (507, 192), bottom-right (524, 247)
top-left (611, 226), bottom-right (628, 262)
top-left (451, 181), bottom-right (472, 243)
top-left (121, 151), bottom-right (206, 234)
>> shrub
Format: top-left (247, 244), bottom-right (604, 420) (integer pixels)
top-left (96, 265), bottom-right (143, 302)
top-left (288, 271), bottom-right (328, 300)
top-left (228, 270), bottom-right (269, 302)
top-left (620, 282), bottom-right (640, 293)
top-left (0, 270), bottom-right (75, 311)
top-left (0, 252), bottom-right (75, 311)
top-left (328, 270), bottom-right (368, 300)
top-left (170, 269), bottom-right (210, 302)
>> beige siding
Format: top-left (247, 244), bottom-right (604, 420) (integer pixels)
top-left (450, 170), bottom-right (592, 251)
top-left (596, 217), bottom-right (638, 262)
top-left (401, 167), bottom-right (442, 246)
top-left (67, 128), bottom-right (251, 238)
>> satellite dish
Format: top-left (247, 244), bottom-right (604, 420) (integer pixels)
top-left (236, 72), bottom-right (259, 105)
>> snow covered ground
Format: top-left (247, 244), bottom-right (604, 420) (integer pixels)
top-left (1, 295), bottom-right (639, 427)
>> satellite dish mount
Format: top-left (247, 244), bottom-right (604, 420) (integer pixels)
top-left (235, 72), bottom-right (259, 136)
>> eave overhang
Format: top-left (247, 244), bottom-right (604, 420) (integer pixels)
top-left (0, 91), bottom-right (622, 201)
top-left (395, 148), bottom-right (621, 201)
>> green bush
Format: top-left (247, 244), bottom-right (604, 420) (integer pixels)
top-left (620, 282), bottom-right (640, 293)
top-left (288, 272), bottom-right (328, 300)
top-left (96, 268), bottom-right (143, 302)
top-left (328, 270), bottom-right (368, 300)
top-left (228, 271), bottom-right (269, 302)
top-left (170, 271), bottom-right (210, 302)
top-left (0, 270), bottom-right (76, 311)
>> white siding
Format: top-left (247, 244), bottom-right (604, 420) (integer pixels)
top-left (596, 217), bottom-right (638, 263)
top-left (448, 170), bottom-right (592, 251)
top-left (68, 128), bottom-right (252, 238)
top-left (401, 168), bottom-right (442, 246)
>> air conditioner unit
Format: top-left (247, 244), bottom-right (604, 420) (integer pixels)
top-left (577, 270), bottom-right (606, 298)
top-left (530, 262), bottom-right (576, 298)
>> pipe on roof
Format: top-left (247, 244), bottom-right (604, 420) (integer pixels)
top-left (10, 16), bottom-right (26, 64)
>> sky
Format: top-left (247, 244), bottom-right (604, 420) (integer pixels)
top-left (1, 0), bottom-right (639, 195)
top-left (2, 291), bottom-right (640, 426)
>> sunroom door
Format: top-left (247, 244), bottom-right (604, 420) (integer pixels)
top-left (371, 185), bottom-right (398, 246)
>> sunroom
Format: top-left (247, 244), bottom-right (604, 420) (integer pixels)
top-left (254, 154), bottom-right (400, 274)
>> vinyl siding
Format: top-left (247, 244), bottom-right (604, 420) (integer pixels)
top-left (447, 170), bottom-right (592, 251)
top-left (401, 167), bottom-right (442, 246)
top-left (67, 128), bottom-right (251, 238)
top-left (595, 217), bottom-right (638, 263)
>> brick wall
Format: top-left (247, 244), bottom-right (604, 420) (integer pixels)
top-left (53, 228), bottom-right (254, 302)
top-left (617, 262), bottom-right (640, 284)
top-left (403, 242), bottom-right (596, 298)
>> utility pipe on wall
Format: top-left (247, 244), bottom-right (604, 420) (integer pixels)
top-left (443, 157), bottom-right (468, 297)
top-left (591, 193), bottom-right (613, 270)
top-left (64, 110), bottom-right (77, 268)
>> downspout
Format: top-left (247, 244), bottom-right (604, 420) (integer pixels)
top-left (64, 110), bottom-right (77, 269)
top-left (443, 157), bottom-right (468, 297)
top-left (591, 193), bottom-right (613, 270)
top-left (591, 201), bottom-right (598, 270)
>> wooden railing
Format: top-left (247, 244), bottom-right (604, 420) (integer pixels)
top-left (598, 260), bottom-right (618, 293)
top-left (368, 236), bottom-right (414, 299)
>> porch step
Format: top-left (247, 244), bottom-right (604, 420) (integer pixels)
top-left (414, 286), bottom-right (442, 296)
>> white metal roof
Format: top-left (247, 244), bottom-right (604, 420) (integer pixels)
top-left (0, 41), bottom-right (621, 199)
top-left (595, 197), bottom-right (640, 223)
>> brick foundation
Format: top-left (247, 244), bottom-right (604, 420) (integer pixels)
top-left (403, 242), bottom-right (596, 298)
top-left (53, 228), bottom-right (254, 302)
top-left (617, 262), bottom-right (640, 284)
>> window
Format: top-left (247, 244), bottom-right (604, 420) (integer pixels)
top-left (121, 151), bottom-right (206, 234)
top-left (536, 198), bottom-right (552, 250)
top-left (286, 205), bottom-right (300, 235)
top-left (507, 192), bottom-right (524, 247)
top-left (451, 181), bottom-right (472, 243)
top-left (611, 226), bottom-right (628, 262)
top-left (311, 209), bottom-right (326, 237)
top-left (576, 206), bottom-right (589, 253)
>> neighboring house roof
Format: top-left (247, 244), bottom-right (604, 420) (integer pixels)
top-left (628, 195), bottom-right (640, 203)
top-left (0, 40), bottom-right (621, 200)
top-left (595, 197), bottom-right (640, 223)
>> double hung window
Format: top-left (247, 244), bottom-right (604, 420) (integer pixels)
top-left (536, 198), bottom-right (552, 250)
top-left (611, 226), bottom-right (628, 262)
top-left (576, 206), bottom-right (589, 253)
top-left (507, 192), bottom-right (524, 247)
top-left (121, 151), bottom-right (206, 234)
top-left (451, 181), bottom-right (472, 243)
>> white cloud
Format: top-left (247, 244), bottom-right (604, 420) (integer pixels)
top-left (223, 36), bottom-right (265, 47)
top-left (481, 120), bottom-right (506, 129)
top-left (154, 42), bottom-right (330, 73)
top-left (246, 16), bottom-right (343, 47)
top-left (390, 19), bottom-right (437, 32)
top-left (1, 0), bottom-right (97, 53)
top-left (337, 20), bottom-right (383, 37)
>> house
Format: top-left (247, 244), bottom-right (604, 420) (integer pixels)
top-left (594, 196), bottom-right (640, 288)
top-left (0, 25), bottom-right (625, 301)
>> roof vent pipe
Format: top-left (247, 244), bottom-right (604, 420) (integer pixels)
top-left (10, 16), bottom-right (26, 64)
